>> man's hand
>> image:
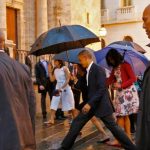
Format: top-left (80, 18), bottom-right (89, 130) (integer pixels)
top-left (39, 85), bottom-right (45, 90)
top-left (82, 104), bottom-right (91, 114)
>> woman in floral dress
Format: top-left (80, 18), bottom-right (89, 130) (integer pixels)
top-left (106, 49), bottom-right (139, 146)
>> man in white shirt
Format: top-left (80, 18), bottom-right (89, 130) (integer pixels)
top-left (58, 49), bottom-right (136, 150)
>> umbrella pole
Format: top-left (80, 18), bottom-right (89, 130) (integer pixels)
top-left (123, 50), bottom-right (127, 60)
top-left (66, 51), bottom-right (70, 67)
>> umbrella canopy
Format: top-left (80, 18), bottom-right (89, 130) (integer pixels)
top-left (94, 46), bottom-right (149, 75)
top-left (30, 32), bottom-right (47, 53)
top-left (29, 25), bottom-right (100, 56)
top-left (53, 47), bottom-right (96, 64)
top-left (109, 41), bottom-right (146, 54)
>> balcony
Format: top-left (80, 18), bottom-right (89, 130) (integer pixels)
top-left (116, 6), bottom-right (137, 21)
top-left (101, 6), bottom-right (140, 25)
top-left (101, 9), bottom-right (109, 24)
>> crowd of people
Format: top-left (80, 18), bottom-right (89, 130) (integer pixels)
top-left (1, 4), bottom-right (150, 150)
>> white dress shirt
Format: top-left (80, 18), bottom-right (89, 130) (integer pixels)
top-left (86, 61), bottom-right (93, 86)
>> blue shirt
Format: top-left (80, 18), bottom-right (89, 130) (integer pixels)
top-left (40, 60), bottom-right (49, 77)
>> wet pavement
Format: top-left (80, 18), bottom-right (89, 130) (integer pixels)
top-left (76, 135), bottom-right (124, 150)
top-left (35, 115), bottom-right (99, 150)
top-left (35, 115), bottom-right (125, 150)
top-left (34, 88), bottom-right (128, 150)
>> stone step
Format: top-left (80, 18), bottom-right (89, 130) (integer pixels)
top-left (36, 116), bottom-right (100, 150)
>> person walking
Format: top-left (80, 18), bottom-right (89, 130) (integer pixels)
top-left (106, 48), bottom-right (139, 146)
top-left (73, 64), bottom-right (110, 143)
top-left (45, 60), bottom-right (76, 125)
top-left (57, 49), bottom-right (136, 150)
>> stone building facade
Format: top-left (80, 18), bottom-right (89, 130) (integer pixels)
top-left (101, 0), bottom-right (150, 58)
top-left (0, 0), bottom-right (101, 64)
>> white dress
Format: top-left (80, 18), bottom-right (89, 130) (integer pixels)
top-left (50, 66), bottom-right (75, 111)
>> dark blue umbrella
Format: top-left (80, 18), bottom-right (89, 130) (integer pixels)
top-left (29, 25), bottom-right (100, 56)
top-left (94, 45), bottom-right (149, 75)
top-left (53, 47), bottom-right (96, 64)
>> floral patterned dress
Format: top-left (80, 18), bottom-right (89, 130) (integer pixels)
top-left (113, 66), bottom-right (139, 117)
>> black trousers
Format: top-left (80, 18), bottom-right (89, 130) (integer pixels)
top-left (61, 111), bottom-right (137, 150)
top-left (41, 81), bottom-right (54, 117)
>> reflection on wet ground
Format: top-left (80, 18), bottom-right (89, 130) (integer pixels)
top-left (35, 115), bottom-right (126, 150)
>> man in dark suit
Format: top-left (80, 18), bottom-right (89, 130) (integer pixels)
top-left (136, 4), bottom-right (150, 150)
top-left (58, 49), bottom-right (136, 150)
top-left (0, 31), bottom-right (36, 150)
top-left (35, 56), bottom-right (54, 119)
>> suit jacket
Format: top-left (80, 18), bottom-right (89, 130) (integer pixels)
top-left (74, 74), bottom-right (88, 110)
top-left (0, 52), bottom-right (36, 150)
top-left (87, 63), bottom-right (113, 117)
top-left (35, 61), bottom-right (53, 93)
top-left (136, 64), bottom-right (150, 150)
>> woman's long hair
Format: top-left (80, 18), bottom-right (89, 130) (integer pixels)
top-left (106, 48), bottom-right (124, 68)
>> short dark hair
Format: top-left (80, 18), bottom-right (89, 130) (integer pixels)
top-left (106, 48), bottom-right (124, 67)
top-left (78, 50), bottom-right (92, 59)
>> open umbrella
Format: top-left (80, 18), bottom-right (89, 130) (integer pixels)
top-left (109, 41), bottom-right (146, 54)
top-left (53, 47), bottom-right (96, 64)
top-left (29, 25), bottom-right (100, 56)
top-left (30, 32), bottom-right (47, 53)
top-left (94, 45), bottom-right (149, 75)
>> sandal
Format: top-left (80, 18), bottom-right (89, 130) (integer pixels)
top-left (44, 121), bottom-right (54, 126)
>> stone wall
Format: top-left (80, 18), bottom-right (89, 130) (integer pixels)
top-left (71, 0), bottom-right (101, 50)
top-left (24, 0), bottom-right (36, 51)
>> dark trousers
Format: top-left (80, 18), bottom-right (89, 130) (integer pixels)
top-left (41, 87), bottom-right (53, 118)
top-left (129, 114), bottom-right (137, 133)
top-left (61, 111), bottom-right (137, 150)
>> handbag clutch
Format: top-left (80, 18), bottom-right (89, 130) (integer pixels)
top-left (52, 89), bottom-right (61, 97)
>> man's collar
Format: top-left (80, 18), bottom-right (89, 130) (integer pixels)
top-left (40, 59), bottom-right (45, 62)
top-left (86, 61), bottom-right (93, 72)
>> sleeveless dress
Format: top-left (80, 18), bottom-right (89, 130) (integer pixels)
top-left (50, 66), bottom-right (75, 111)
top-left (113, 66), bottom-right (139, 117)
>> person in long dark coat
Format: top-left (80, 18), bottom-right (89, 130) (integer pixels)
top-left (136, 4), bottom-right (150, 150)
top-left (0, 31), bottom-right (36, 150)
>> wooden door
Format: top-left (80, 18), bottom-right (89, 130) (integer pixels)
top-left (6, 7), bottom-right (18, 58)
top-left (6, 7), bottom-right (18, 47)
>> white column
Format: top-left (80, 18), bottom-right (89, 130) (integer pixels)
top-left (0, 0), bottom-right (6, 38)
top-left (36, 0), bottom-right (48, 37)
